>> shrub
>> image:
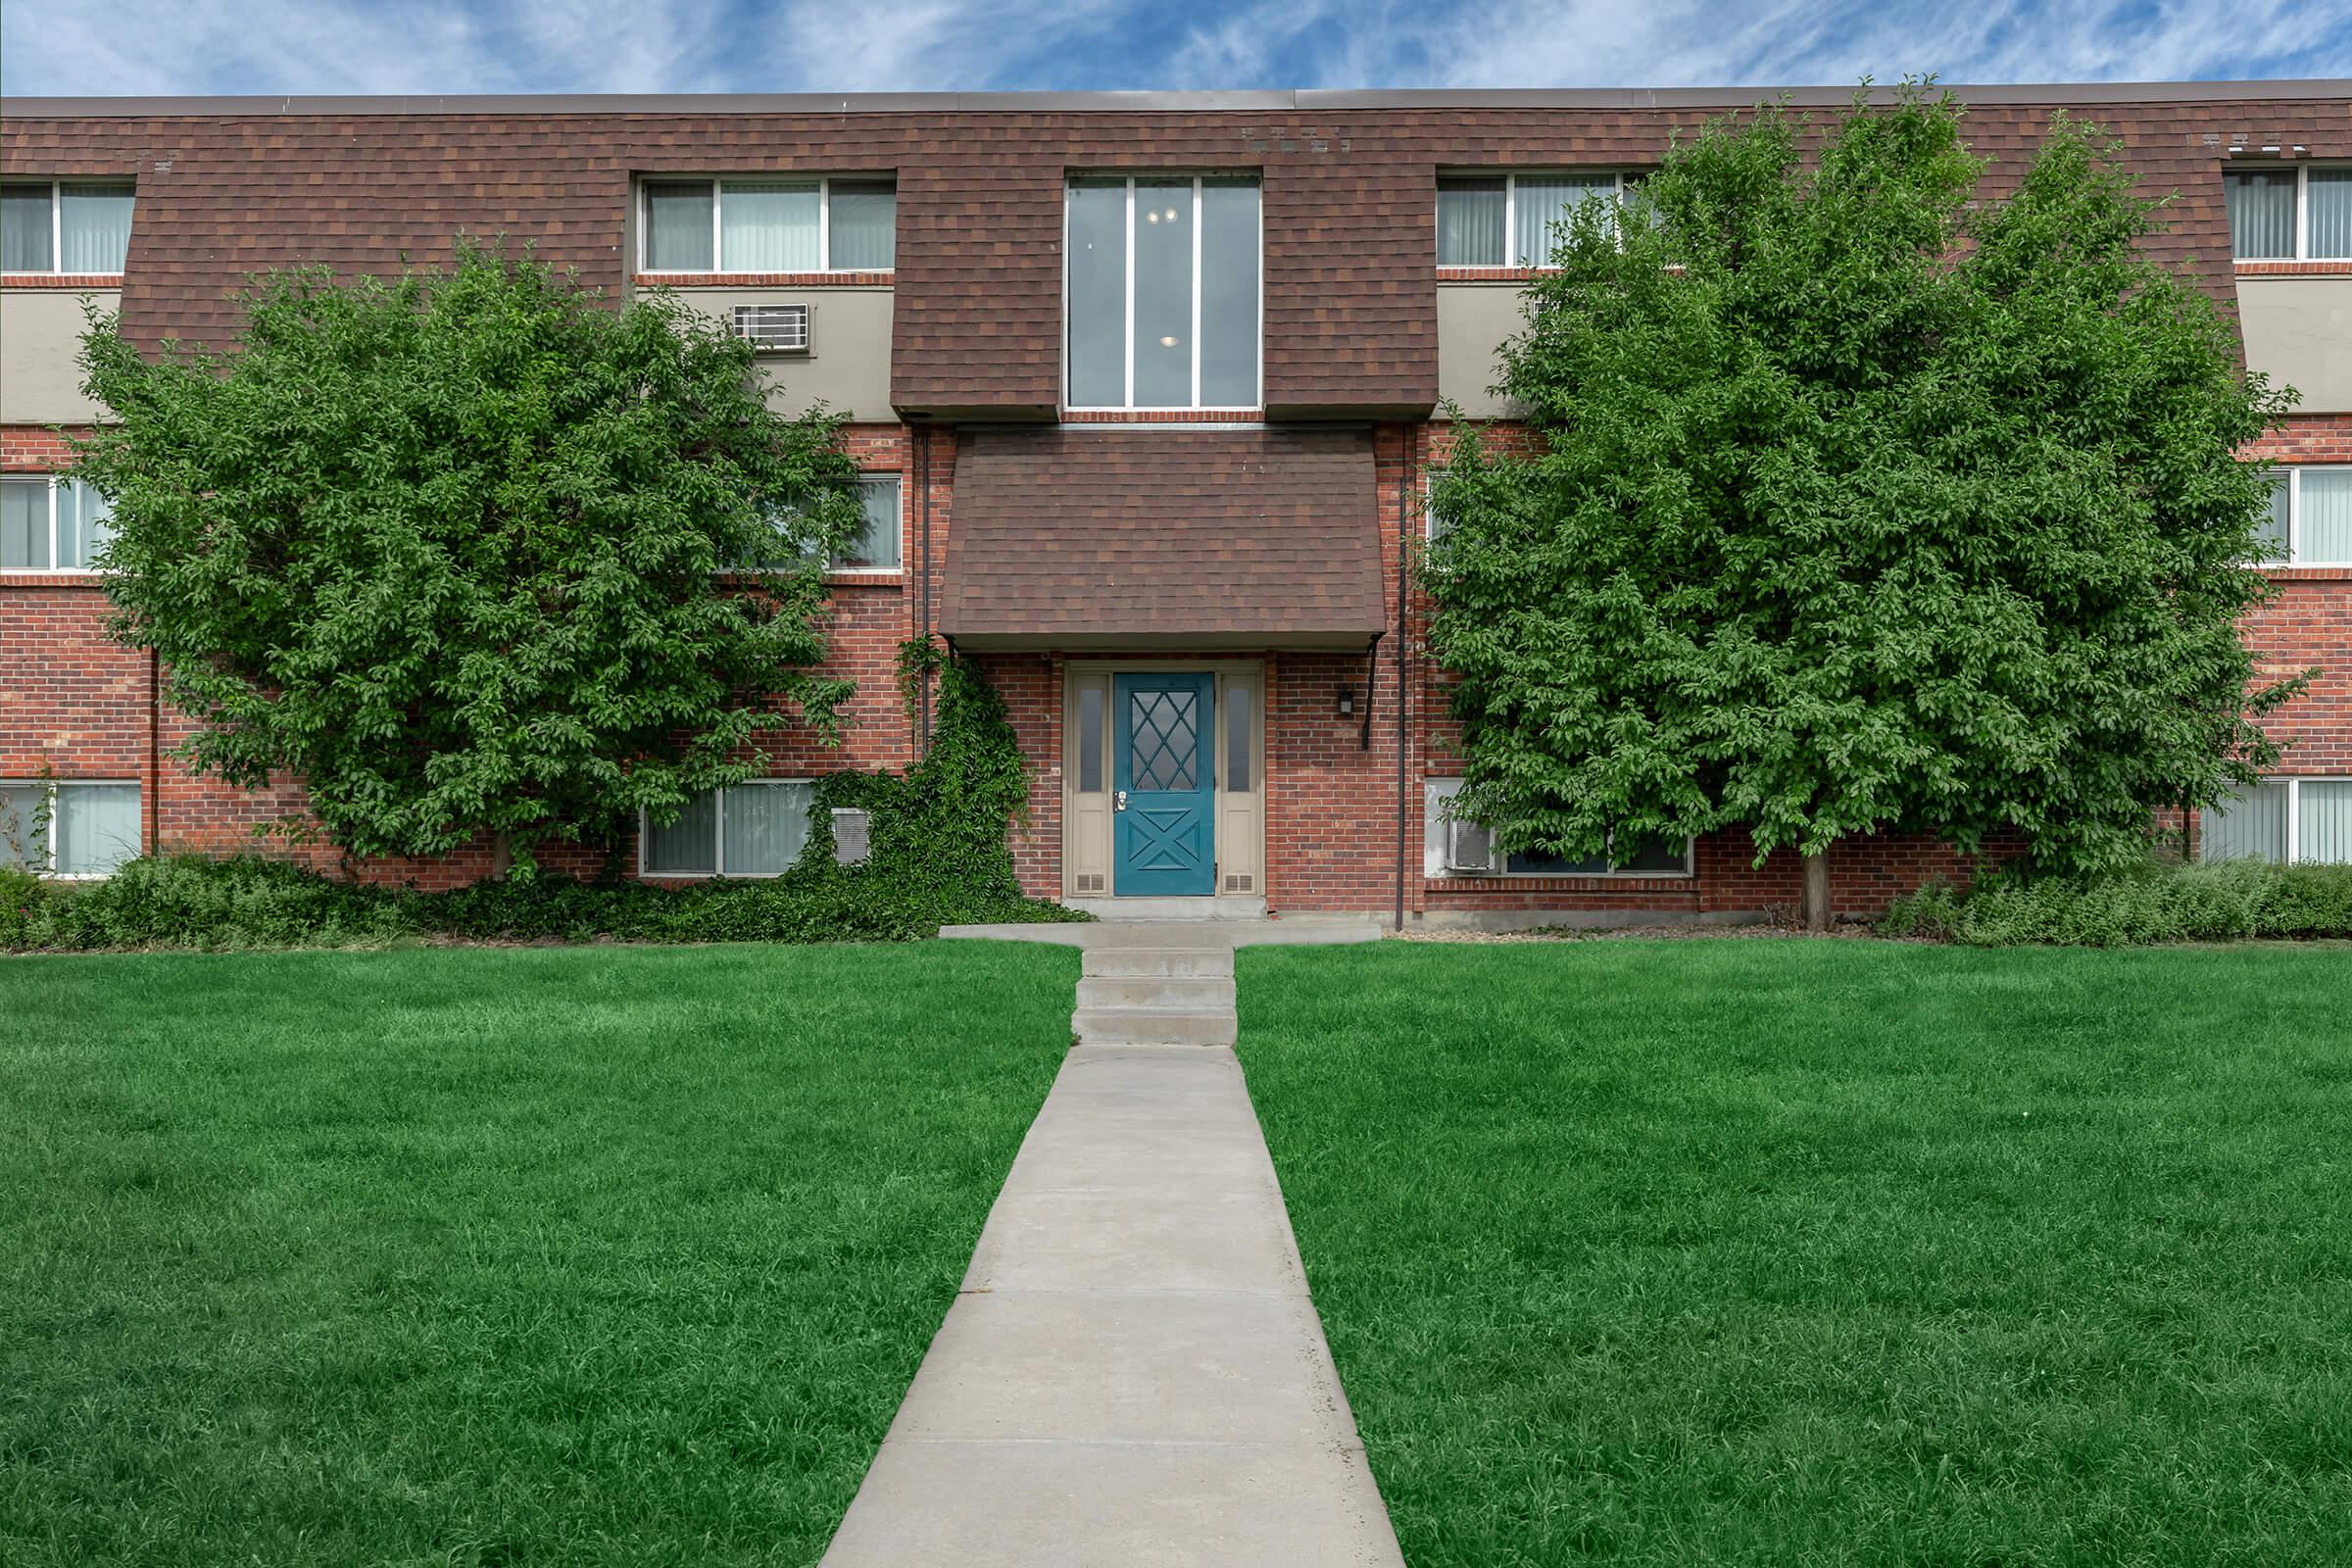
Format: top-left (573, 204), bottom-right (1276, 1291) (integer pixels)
top-left (1882, 858), bottom-right (2352, 947)
top-left (0, 650), bottom-right (1084, 956)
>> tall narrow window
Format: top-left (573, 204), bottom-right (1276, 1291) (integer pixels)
top-left (1224, 683), bottom-right (1252, 793)
top-left (2312, 170), bottom-right (2352, 261)
top-left (1, 181), bottom-right (134, 273)
top-left (1064, 175), bottom-right (1260, 410)
top-left (1076, 685), bottom-right (1105, 795)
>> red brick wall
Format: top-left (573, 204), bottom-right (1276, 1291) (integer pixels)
top-left (9, 407), bottom-right (2346, 913)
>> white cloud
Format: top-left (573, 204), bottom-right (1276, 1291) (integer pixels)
top-left (4, 0), bottom-right (2346, 96)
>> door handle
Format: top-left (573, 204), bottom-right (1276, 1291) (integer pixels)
top-left (1115, 790), bottom-right (1128, 811)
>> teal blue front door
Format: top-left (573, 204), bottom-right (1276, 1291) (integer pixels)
top-left (1113, 672), bottom-right (1215, 896)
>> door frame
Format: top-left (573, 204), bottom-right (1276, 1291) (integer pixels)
top-left (1063, 659), bottom-right (1265, 900)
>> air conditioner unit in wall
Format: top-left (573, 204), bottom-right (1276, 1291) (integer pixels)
top-left (1446, 816), bottom-right (1494, 874)
top-left (732, 303), bottom-right (810, 354)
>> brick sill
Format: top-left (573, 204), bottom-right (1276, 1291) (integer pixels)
top-left (0, 571), bottom-right (108, 588)
top-left (2234, 261), bottom-right (2352, 276)
top-left (0, 273), bottom-right (123, 289)
top-left (2263, 565), bottom-right (2352, 580)
top-left (634, 270), bottom-right (895, 287)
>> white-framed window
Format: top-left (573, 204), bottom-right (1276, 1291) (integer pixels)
top-left (1422, 777), bottom-right (1692, 878)
top-left (1, 779), bottom-right (142, 877)
top-left (638, 177), bottom-right (896, 273)
top-left (1064, 173), bottom-right (1262, 412)
top-left (1422, 466), bottom-right (1451, 541)
top-left (640, 779), bottom-right (814, 877)
top-left (0, 475), bottom-right (113, 573)
top-left (2257, 467), bottom-right (2352, 566)
top-left (2224, 165), bottom-right (2352, 262)
top-left (2202, 777), bottom-right (2352, 864)
top-left (1437, 172), bottom-right (1642, 269)
top-left (0, 180), bottom-right (134, 274)
top-left (746, 473), bottom-right (903, 574)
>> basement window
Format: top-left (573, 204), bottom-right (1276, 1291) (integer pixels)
top-left (639, 177), bottom-right (896, 272)
top-left (1422, 778), bottom-right (1692, 877)
top-left (2202, 778), bottom-right (2352, 864)
top-left (640, 780), bottom-right (813, 877)
top-left (0, 181), bottom-right (134, 273)
top-left (1, 780), bottom-right (141, 876)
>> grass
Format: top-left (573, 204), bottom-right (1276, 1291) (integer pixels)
top-left (0, 940), bottom-right (1078, 1567)
top-left (1238, 939), bottom-right (2352, 1568)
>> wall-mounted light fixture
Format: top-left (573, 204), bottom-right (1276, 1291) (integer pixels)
top-left (1336, 685), bottom-right (1358, 718)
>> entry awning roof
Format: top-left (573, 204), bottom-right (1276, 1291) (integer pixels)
top-left (939, 425), bottom-right (1389, 651)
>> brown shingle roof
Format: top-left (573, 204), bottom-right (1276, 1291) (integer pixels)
top-left (5, 86), bottom-right (2346, 416)
top-left (939, 425), bottom-right (1387, 648)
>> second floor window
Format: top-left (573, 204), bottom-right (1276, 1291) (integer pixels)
top-left (1065, 174), bottom-right (1261, 411)
top-left (1438, 172), bottom-right (1638, 268)
top-left (1, 181), bottom-right (134, 273)
top-left (640, 178), bottom-right (896, 272)
top-left (2225, 166), bottom-right (2351, 261)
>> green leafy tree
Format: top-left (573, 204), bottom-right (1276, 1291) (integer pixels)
top-left (1427, 84), bottom-right (2302, 925)
top-left (74, 239), bottom-right (869, 875)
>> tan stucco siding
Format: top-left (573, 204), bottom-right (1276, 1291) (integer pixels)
top-left (2239, 276), bottom-right (2352, 415)
top-left (0, 289), bottom-right (117, 422)
top-left (650, 286), bottom-right (895, 420)
top-left (1435, 282), bottom-right (1528, 418)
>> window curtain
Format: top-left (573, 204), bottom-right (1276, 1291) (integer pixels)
top-left (2297, 780), bottom-right (2352, 864)
top-left (2202, 780), bottom-right (2288, 862)
top-left (59, 184), bottom-right (133, 271)
top-left (721, 783), bottom-right (811, 874)
top-left (2259, 474), bottom-right (2291, 562)
top-left (59, 479), bottom-right (113, 569)
top-left (643, 182), bottom-right (714, 270)
top-left (0, 477), bottom-right (48, 570)
top-left (2, 185), bottom-right (53, 270)
top-left (1437, 179), bottom-right (1506, 267)
top-left (2299, 469), bottom-right (2352, 564)
top-left (644, 789), bottom-right (718, 873)
top-left (54, 783), bottom-right (141, 875)
top-left (2309, 170), bottom-right (2352, 261)
top-left (1198, 177), bottom-right (1259, 408)
top-left (720, 181), bottom-right (819, 271)
top-left (0, 783), bottom-right (41, 868)
top-left (1512, 177), bottom-right (1614, 266)
top-left (826, 182), bottom-right (896, 269)
top-left (2223, 171), bottom-right (2296, 260)
top-left (839, 478), bottom-right (901, 570)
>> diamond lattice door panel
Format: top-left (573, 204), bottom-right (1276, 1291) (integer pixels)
top-left (1112, 672), bottom-right (1215, 896)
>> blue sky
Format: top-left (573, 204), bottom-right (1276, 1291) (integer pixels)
top-left (3, 0), bottom-right (2349, 97)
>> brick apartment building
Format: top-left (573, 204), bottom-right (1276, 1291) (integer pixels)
top-left (3, 82), bottom-right (2347, 923)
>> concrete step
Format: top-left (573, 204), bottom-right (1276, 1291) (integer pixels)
top-left (1076, 974), bottom-right (1237, 1011)
top-left (1067, 895), bottom-right (1268, 922)
top-left (1080, 946), bottom-right (1236, 980)
top-left (1071, 1005), bottom-right (1238, 1049)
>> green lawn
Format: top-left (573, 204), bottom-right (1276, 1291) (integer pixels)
top-left (1239, 940), bottom-right (2352, 1568)
top-left (0, 941), bottom-right (1077, 1567)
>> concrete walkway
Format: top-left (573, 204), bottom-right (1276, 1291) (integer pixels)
top-left (820, 921), bottom-right (1401, 1566)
